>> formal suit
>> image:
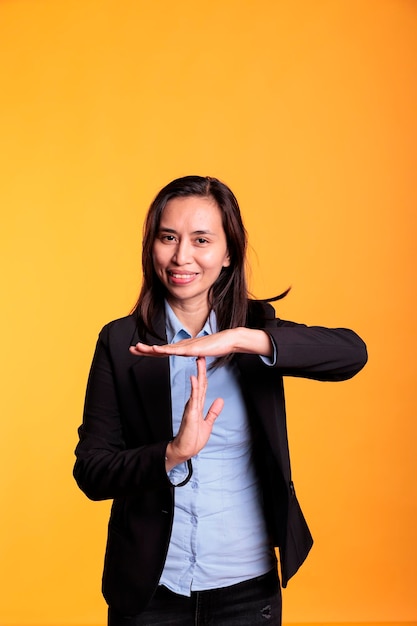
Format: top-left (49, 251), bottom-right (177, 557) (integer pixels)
top-left (73, 301), bottom-right (367, 616)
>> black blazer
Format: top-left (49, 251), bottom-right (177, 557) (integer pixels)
top-left (74, 301), bottom-right (367, 616)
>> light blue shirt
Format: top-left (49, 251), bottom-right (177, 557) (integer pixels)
top-left (159, 302), bottom-right (276, 595)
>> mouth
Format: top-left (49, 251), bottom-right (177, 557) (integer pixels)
top-left (167, 271), bottom-right (197, 284)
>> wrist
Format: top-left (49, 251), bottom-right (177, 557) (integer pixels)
top-left (165, 440), bottom-right (188, 472)
top-left (236, 327), bottom-right (273, 357)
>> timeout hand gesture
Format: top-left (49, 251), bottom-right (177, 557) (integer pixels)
top-left (165, 356), bottom-right (224, 470)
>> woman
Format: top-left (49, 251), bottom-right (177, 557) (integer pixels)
top-left (74, 175), bottom-right (367, 625)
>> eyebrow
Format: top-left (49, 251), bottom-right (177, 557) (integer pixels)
top-left (158, 227), bottom-right (217, 236)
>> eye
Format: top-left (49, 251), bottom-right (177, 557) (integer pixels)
top-left (196, 237), bottom-right (209, 245)
top-left (160, 234), bottom-right (177, 243)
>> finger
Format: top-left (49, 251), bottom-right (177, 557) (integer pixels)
top-left (186, 360), bottom-right (206, 416)
top-left (205, 397), bottom-right (224, 426)
top-left (146, 343), bottom-right (200, 357)
top-left (196, 356), bottom-right (207, 377)
top-left (190, 372), bottom-right (206, 412)
top-left (129, 343), bottom-right (156, 354)
top-left (147, 337), bottom-right (215, 357)
top-left (189, 374), bottom-right (199, 399)
top-left (149, 343), bottom-right (178, 353)
top-left (129, 344), bottom-right (168, 357)
top-left (196, 357), bottom-right (208, 406)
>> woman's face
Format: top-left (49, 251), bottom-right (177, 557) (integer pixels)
top-left (152, 195), bottom-right (230, 312)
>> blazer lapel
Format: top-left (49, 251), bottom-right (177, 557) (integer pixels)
top-left (130, 309), bottom-right (173, 442)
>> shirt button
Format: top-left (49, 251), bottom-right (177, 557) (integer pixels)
top-left (191, 516), bottom-right (197, 526)
top-left (191, 482), bottom-right (198, 490)
top-left (189, 555), bottom-right (196, 563)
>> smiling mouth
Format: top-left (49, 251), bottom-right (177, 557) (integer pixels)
top-left (168, 271), bottom-right (196, 279)
top-left (167, 271), bottom-right (197, 284)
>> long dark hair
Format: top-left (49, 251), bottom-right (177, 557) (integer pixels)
top-left (132, 175), bottom-right (289, 345)
top-left (132, 175), bottom-right (248, 336)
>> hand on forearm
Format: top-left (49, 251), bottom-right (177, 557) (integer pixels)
top-left (130, 328), bottom-right (273, 358)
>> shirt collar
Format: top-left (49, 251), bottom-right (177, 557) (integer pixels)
top-left (165, 301), bottom-right (217, 344)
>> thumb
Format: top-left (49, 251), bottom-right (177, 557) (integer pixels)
top-left (204, 397), bottom-right (224, 426)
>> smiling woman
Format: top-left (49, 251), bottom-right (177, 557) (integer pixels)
top-left (73, 175), bottom-right (367, 626)
top-left (152, 195), bottom-right (230, 336)
top-left (134, 176), bottom-right (250, 352)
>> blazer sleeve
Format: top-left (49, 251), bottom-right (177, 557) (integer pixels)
top-left (73, 322), bottom-right (172, 501)
top-left (253, 303), bottom-right (367, 381)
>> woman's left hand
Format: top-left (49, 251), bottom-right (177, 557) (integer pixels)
top-left (129, 327), bottom-right (273, 358)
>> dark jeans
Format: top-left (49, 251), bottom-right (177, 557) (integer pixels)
top-left (108, 569), bottom-right (282, 625)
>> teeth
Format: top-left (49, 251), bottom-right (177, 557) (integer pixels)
top-left (171, 273), bottom-right (194, 279)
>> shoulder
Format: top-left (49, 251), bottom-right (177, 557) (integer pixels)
top-left (100, 314), bottom-right (137, 332)
top-left (98, 308), bottom-right (166, 347)
top-left (98, 314), bottom-right (138, 345)
top-left (247, 300), bottom-right (277, 327)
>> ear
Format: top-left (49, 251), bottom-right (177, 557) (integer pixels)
top-left (223, 251), bottom-right (231, 268)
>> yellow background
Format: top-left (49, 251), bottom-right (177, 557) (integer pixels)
top-left (1, 0), bottom-right (416, 624)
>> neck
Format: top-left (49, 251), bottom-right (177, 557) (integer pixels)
top-left (168, 298), bottom-right (210, 337)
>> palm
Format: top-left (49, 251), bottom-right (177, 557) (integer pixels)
top-left (170, 357), bottom-right (224, 460)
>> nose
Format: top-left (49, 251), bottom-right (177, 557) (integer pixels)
top-left (172, 239), bottom-right (192, 266)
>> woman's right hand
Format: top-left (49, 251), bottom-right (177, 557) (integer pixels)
top-left (165, 356), bottom-right (224, 471)
top-left (130, 327), bottom-right (273, 359)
